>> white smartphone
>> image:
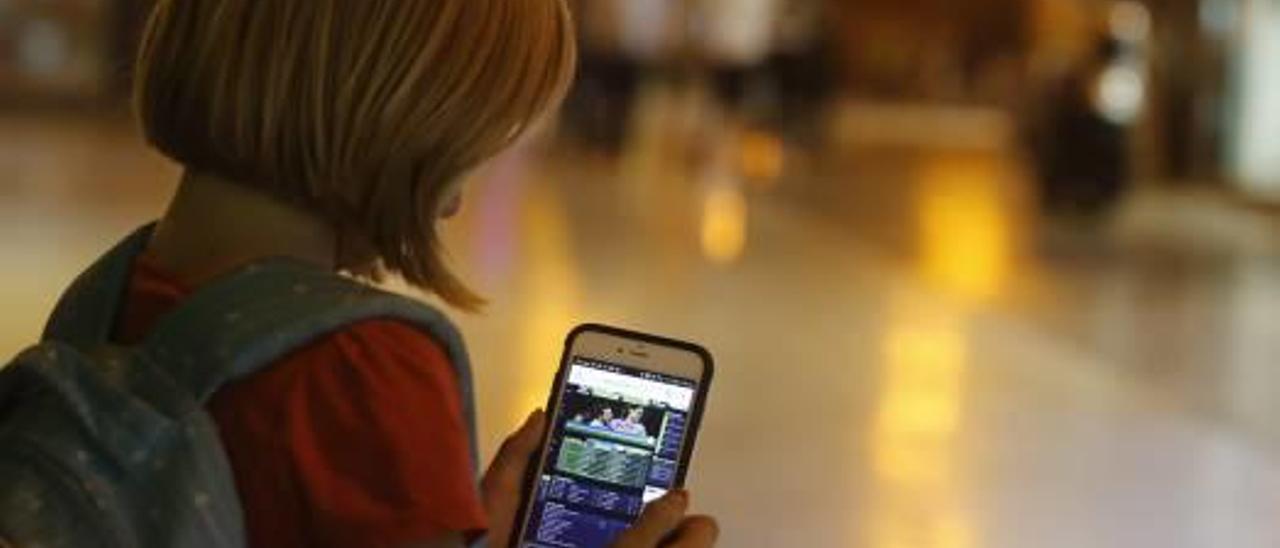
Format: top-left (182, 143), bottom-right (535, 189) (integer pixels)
top-left (509, 324), bottom-right (715, 548)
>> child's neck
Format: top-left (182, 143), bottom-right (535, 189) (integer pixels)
top-left (147, 171), bottom-right (339, 287)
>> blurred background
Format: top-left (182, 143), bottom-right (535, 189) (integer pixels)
top-left (2, 0), bottom-right (1280, 546)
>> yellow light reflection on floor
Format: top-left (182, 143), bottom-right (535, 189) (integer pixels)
top-left (868, 301), bottom-right (974, 548)
top-left (700, 184), bottom-right (749, 265)
top-left (916, 156), bottom-right (1012, 301)
top-left (512, 180), bottom-right (581, 426)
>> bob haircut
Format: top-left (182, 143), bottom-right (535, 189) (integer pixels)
top-left (134, 0), bottom-right (577, 310)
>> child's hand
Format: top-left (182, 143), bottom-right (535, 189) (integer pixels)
top-left (480, 409), bottom-right (546, 547)
top-left (612, 491), bottom-right (719, 548)
top-left (479, 410), bottom-right (719, 548)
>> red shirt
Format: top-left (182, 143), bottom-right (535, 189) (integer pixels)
top-left (114, 257), bottom-right (488, 547)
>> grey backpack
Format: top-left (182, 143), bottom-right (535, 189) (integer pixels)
top-left (0, 226), bottom-right (479, 547)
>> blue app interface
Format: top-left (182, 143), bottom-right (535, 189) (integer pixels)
top-left (520, 358), bottom-right (697, 548)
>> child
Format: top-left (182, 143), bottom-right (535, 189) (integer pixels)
top-left (119, 0), bottom-right (718, 546)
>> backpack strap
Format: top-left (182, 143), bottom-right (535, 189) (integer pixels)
top-left (42, 225), bottom-right (480, 470)
top-left (141, 259), bottom-right (480, 468)
top-left (143, 260), bottom-right (467, 398)
top-left (44, 224), bottom-right (156, 347)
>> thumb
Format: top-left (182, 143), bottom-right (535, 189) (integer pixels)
top-left (484, 409), bottom-right (546, 492)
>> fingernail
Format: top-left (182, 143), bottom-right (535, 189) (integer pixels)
top-left (670, 489), bottom-right (689, 506)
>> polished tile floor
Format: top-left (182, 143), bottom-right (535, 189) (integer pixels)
top-left (2, 94), bottom-right (1279, 547)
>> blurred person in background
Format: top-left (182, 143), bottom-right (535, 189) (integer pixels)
top-left (565, 0), bottom-right (680, 157)
top-left (693, 0), bottom-right (780, 186)
top-left (564, 0), bottom-right (629, 154)
top-left (0, 0), bottom-right (719, 547)
top-left (767, 0), bottom-right (835, 147)
top-left (1031, 1), bottom-right (1150, 218)
top-left (697, 0), bottom-right (779, 117)
top-left (1033, 36), bottom-right (1135, 218)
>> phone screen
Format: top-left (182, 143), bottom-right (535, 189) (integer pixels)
top-left (517, 356), bottom-right (699, 548)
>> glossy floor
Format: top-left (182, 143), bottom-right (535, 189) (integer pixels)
top-left (2, 97), bottom-right (1278, 547)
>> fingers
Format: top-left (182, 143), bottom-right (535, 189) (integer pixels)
top-left (505, 408), bottom-right (546, 456)
top-left (665, 515), bottom-right (719, 548)
top-left (613, 491), bottom-right (690, 547)
top-left (480, 409), bottom-right (549, 548)
top-left (483, 409), bottom-right (546, 493)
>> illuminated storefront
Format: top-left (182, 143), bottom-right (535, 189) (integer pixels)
top-left (1226, 0), bottom-right (1280, 199)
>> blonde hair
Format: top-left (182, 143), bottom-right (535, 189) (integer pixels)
top-left (134, 0), bottom-right (577, 310)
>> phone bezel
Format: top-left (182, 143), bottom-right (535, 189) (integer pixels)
top-left (507, 323), bottom-right (715, 548)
